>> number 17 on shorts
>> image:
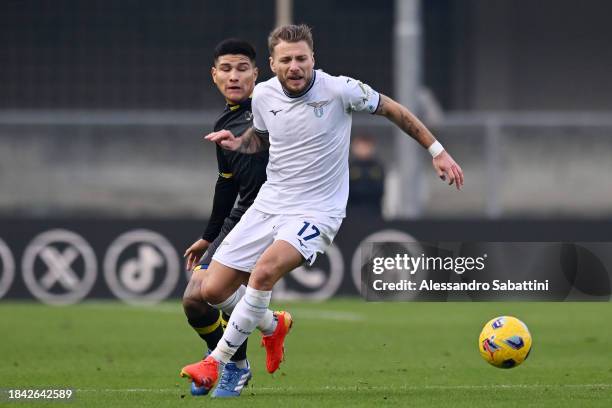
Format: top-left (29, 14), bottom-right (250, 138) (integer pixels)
top-left (276, 217), bottom-right (342, 266)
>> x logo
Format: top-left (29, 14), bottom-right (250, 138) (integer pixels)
top-left (22, 229), bottom-right (97, 305)
top-left (39, 246), bottom-right (81, 290)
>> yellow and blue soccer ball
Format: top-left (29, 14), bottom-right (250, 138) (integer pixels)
top-left (478, 316), bottom-right (532, 369)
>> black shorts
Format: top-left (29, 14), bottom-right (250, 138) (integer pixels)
top-left (197, 212), bottom-right (241, 268)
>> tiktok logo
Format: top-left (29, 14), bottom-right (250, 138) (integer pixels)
top-left (103, 230), bottom-right (179, 304)
top-left (119, 244), bottom-right (163, 293)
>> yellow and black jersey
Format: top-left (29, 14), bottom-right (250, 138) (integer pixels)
top-left (202, 98), bottom-right (268, 242)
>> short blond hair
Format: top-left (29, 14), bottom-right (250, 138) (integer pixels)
top-left (268, 24), bottom-right (314, 55)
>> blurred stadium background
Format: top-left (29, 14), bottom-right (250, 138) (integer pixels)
top-left (1, 0), bottom-right (612, 304)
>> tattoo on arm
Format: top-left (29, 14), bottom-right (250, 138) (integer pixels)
top-left (375, 93), bottom-right (435, 148)
top-left (237, 127), bottom-right (270, 154)
top-left (374, 94), bottom-right (389, 116)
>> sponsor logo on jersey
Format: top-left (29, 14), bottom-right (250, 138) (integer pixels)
top-left (269, 109), bottom-right (283, 116)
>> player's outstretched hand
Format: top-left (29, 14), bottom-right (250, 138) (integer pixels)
top-left (184, 239), bottom-right (210, 271)
top-left (204, 130), bottom-right (241, 151)
top-left (432, 150), bottom-right (464, 190)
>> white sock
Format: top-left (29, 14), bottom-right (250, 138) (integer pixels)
top-left (211, 285), bottom-right (276, 334)
top-left (210, 285), bottom-right (246, 315)
top-left (258, 309), bottom-right (277, 336)
top-left (211, 286), bottom-right (272, 363)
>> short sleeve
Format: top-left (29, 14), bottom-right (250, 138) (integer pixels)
top-left (251, 84), bottom-right (268, 133)
top-left (339, 76), bottom-right (380, 114)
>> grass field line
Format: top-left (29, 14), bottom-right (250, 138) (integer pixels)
top-left (75, 383), bottom-right (612, 393)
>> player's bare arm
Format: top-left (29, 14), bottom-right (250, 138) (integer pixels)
top-left (375, 93), bottom-right (464, 190)
top-left (204, 127), bottom-right (269, 154)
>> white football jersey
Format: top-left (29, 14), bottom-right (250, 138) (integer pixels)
top-left (251, 70), bottom-right (380, 218)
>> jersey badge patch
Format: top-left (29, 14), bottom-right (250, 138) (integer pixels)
top-left (307, 100), bottom-right (331, 118)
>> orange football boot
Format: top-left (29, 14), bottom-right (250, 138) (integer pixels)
top-left (180, 355), bottom-right (220, 390)
top-left (261, 311), bottom-right (293, 373)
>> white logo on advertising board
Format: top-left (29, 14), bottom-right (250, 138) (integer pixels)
top-left (104, 229), bottom-right (179, 305)
top-left (274, 243), bottom-right (344, 300)
top-left (22, 230), bottom-right (97, 305)
top-left (0, 237), bottom-right (15, 299)
top-left (351, 229), bottom-right (421, 294)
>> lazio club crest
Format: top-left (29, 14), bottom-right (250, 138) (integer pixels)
top-left (307, 100), bottom-right (331, 118)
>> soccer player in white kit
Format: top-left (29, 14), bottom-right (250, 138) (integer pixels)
top-left (180, 24), bottom-right (464, 395)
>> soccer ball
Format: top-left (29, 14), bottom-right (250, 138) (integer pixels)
top-left (478, 316), bottom-right (532, 369)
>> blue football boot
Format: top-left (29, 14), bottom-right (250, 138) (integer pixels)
top-left (189, 350), bottom-right (211, 396)
top-left (211, 361), bottom-right (252, 398)
top-left (190, 380), bottom-right (210, 396)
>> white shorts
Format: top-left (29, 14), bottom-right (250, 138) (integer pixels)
top-left (212, 207), bottom-right (343, 272)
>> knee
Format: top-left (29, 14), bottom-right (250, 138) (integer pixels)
top-left (181, 291), bottom-right (212, 324)
top-left (181, 294), bottom-right (201, 314)
top-left (201, 281), bottom-right (230, 306)
top-left (182, 272), bottom-right (207, 312)
top-left (250, 258), bottom-right (282, 290)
